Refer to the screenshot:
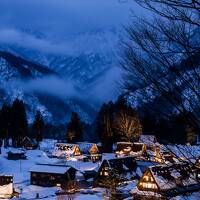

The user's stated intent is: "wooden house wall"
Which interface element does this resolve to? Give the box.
[7,152,26,160]
[30,168,77,187]
[31,172,67,187]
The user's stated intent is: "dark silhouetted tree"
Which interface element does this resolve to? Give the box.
[11,99,28,147]
[32,111,45,143]
[0,103,11,146]
[66,112,82,143]
[96,102,114,152]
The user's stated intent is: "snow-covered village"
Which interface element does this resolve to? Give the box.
[0,0,200,200]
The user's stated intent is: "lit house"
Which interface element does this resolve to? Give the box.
[0,175,13,199]
[30,164,76,188]
[21,136,38,150]
[77,142,102,162]
[115,142,146,158]
[53,143,81,159]
[133,163,200,199]
[94,156,137,187]
[115,142,133,157]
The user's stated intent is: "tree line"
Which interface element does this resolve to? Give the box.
[96,96,142,152]
[0,96,195,150]
[0,99,44,147]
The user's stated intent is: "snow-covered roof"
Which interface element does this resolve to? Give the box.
[165,144,200,160]
[29,164,71,174]
[117,142,132,145]
[139,135,158,146]
[7,148,25,154]
[40,139,57,151]
[131,187,162,198]
[77,142,98,154]
[53,143,80,157]
[0,175,13,178]
[101,156,137,173]
[66,161,99,172]
[149,163,198,191]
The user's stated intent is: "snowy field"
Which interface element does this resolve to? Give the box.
[1,141,200,199]
[0,148,104,200]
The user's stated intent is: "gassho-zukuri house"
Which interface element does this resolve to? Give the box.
[0,175,14,199]
[132,162,200,199]
[77,142,102,162]
[94,156,137,187]
[115,142,146,158]
[52,143,81,159]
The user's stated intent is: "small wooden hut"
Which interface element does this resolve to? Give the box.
[30,164,76,188]
[7,149,26,160]
[21,136,38,150]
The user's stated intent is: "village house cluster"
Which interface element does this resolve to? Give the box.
[1,135,200,199]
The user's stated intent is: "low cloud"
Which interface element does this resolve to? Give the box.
[5,72,121,106]
[23,76,79,98]
[88,67,122,104]
[0,29,77,55]
[6,76,80,99]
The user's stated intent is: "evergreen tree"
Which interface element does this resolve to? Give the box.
[32,111,45,143]
[0,103,11,146]
[96,102,114,152]
[11,99,28,147]
[66,112,82,143]
[141,110,157,134]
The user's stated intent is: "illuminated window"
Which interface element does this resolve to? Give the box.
[140,182,157,189]
[104,171,109,176]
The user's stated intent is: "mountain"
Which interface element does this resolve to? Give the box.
[0,51,54,79]
[0,50,97,124]
[0,27,123,127]
[0,27,122,124]
[0,28,120,88]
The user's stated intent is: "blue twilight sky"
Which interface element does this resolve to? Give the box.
[0,0,143,38]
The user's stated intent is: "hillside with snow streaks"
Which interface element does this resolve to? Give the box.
[0,28,122,124]
[126,60,200,116]
[0,51,96,124]
[0,28,120,89]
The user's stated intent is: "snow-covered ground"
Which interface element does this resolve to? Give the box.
[0,147,104,200]
[1,141,200,199]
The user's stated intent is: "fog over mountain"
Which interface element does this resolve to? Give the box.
[0,0,143,123]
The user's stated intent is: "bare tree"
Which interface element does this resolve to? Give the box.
[112,97,142,142]
[135,0,200,27]
[121,0,200,134]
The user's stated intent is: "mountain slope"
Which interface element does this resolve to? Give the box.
[0,51,97,124]
[0,28,120,90]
